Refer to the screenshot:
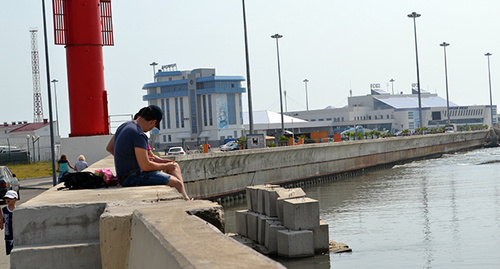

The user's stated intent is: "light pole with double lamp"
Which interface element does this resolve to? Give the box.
[408,12,423,129]
[440,42,451,124]
[485,53,494,127]
[150,62,158,80]
[271,33,285,135]
[303,79,309,111]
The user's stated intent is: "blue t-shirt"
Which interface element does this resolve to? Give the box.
[113,121,148,177]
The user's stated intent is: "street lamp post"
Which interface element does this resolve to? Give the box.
[408,12,423,129]
[51,79,60,136]
[31,136,40,162]
[150,62,158,80]
[440,42,451,124]
[242,0,254,134]
[42,0,57,185]
[389,79,395,95]
[26,135,31,163]
[271,33,285,136]
[485,53,494,127]
[303,79,309,111]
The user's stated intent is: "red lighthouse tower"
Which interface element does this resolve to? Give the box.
[52,0,114,136]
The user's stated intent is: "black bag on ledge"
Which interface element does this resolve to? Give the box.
[58,172,108,190]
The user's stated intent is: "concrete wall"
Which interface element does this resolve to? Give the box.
[61,135,113,166]
[176,131,487,199]
[12,183,284,268]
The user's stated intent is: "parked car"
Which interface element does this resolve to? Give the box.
[220,141,240,151]
[0,166,20,203]
[167,147,186,156]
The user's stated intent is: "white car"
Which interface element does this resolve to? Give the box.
[220,141,240,151]
[167,147,186,156]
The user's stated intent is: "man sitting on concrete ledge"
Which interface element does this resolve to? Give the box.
[106,105,190,201]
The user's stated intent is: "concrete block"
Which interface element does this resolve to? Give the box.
[235,210,249,237]
[246,211,260,242]
[313,219,330,253]
[275,188,306,221]
[14,203,107,246]
[250,186,260,212]
[263,187,285,216]
[264,221,285,254]
[256,185,280,214]
[246,186,257,211]
[282,197,320,230]
[277,229,314,258]
[257,215,279,245]
[100,208,132,269]
[11,241,102,269]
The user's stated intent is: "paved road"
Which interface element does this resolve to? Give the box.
[0,177,53,267]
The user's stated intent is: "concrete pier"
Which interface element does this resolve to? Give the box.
[176,131,487,200]
[10,131,488,267]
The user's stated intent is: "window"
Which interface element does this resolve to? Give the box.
[168,135,171,142]
[180,97,185,128]
[208,94,213,126]
[189,89,197,133]
[203,95,208,126]
[161,99,165,130]
[175,98,179,128]
[227,93,237,125]
[166,99,171,129]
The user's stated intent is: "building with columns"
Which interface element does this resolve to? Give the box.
[142,66,246,149]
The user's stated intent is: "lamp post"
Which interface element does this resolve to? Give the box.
[408,12,423,129]
[485,53,494,127]
[440,42,451,124]
[51,79,60,136]
[31,136,40,162]
[303,79,309,111]
[242,0,254,134]
[389,78,395,95]
[26,135,31,163]
[42,0,57,185]
[150,62,158,80]
[271,33,285,135]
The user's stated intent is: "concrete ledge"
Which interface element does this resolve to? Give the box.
[11,241,101,269]
[129,206,285,269]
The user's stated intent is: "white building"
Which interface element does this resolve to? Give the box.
[142,67,246,149]
[0,120,60,162]
[269,84,496,137]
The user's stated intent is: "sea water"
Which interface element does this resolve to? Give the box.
[223,147,500,268]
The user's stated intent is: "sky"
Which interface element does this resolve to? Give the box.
[1,0,500,138]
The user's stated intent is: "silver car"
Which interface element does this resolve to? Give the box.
[0,166,20,203]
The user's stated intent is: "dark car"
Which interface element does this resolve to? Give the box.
[0,166,20,203]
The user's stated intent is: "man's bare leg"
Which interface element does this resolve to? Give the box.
[167,175,190,201]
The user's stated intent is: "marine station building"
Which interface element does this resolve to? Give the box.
[141,66,246,149]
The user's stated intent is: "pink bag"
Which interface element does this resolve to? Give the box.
[94,168,119,186]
